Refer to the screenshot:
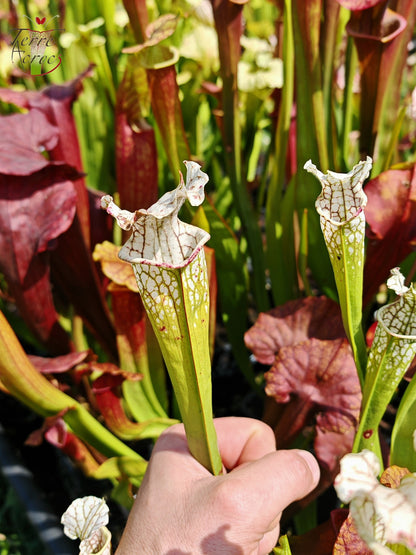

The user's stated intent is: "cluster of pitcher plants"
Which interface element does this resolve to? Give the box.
[1,0,416,553]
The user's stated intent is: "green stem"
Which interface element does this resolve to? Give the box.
[266,0,296,305]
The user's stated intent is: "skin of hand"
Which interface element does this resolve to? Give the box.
[115,417,320,555]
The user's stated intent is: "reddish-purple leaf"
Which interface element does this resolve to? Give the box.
[363,166,416,304]
[244,296,345,365]
[0,143,81,352]
[28,351,93,374]
[0,68,93,242]
[335,0,385,9]
[265,338,361,470]
[0,110,59,175]
[25,411,70,446]
[88,188,114,250]
[0,77,117,357]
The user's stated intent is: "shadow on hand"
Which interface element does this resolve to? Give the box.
[165,524,244,554]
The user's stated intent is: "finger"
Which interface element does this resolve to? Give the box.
[213,417,277,469]
[229,449,320,524]
[150,417,277,474]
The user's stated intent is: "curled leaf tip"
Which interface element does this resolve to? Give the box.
[101,195,136,231]
[386,267,409,296]
[375,270,416,340]
[183,160,209,207]
[304,157,372,225]
[101,161,210,268]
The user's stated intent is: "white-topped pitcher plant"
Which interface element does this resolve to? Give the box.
[101,161,222,475]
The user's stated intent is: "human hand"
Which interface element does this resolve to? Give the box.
[116,417,320,555]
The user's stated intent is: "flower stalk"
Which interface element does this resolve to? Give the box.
[101,161,222,475]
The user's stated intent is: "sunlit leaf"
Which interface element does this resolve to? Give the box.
[356,269,416,457]
[102,162,222,474]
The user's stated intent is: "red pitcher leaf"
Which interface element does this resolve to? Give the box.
[346,5,408,160]
[244,296,345,365]
[93,241,139,292]
[0,110,59,175]
[116,59,158,213]
[333,511,373,555]
[363,166,416,304]
[265,338,361,469]
[49,220,118,360]
[60,432,102,476]
[92,374,174,441]
[0,164,80,352]
[28,351,93,374]
[122,0,148,43]
[146,56,191,177]
[0,83,116,356]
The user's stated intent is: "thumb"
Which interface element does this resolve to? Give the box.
[232,449,320,522]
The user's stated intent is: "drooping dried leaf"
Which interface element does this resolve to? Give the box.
[28,351,93,374]
[364,166,416,304]
[333,511,373,555]
[244,296,345,365]
[93,241,138,292]
[380,465,411,488]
